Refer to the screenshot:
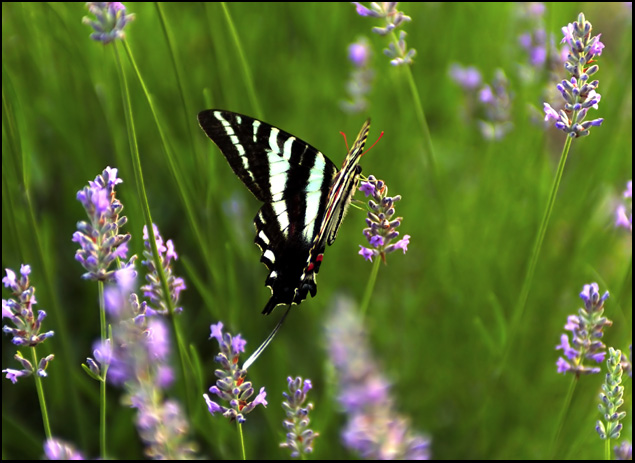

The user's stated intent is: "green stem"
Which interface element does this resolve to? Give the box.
[549,375,577,458]
[221,2,263,119]
[31,346,52,440]
[605,437,611,460]
[499,135,573,373]
[112,43,193,411]
[237,420,246,460]
[98,282,107,459]
[120,40,222,307]
[360,257,381,318]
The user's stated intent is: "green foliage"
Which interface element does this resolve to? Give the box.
[2,2,632,460]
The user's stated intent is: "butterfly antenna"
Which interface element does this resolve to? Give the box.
[339,131,350,151]
[361,131,384,157]
[242,305,292,370]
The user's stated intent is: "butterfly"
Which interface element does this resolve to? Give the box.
[198,110,370,314]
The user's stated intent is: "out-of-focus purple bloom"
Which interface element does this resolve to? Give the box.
[96,275,195,459]
[544,13,604,138]
[325,296,431,459]
[342,38,374,114]
[280,376,319,458]
[450,66,513,140]
[556,283,612,376]
[358,176,410,263]
[615,180,632,232]
[596,348,626,440]
[203,322,267,423]
[44,438,84,460]
[83,2,135,44]
[615,441,632,460]
[449,63,482,91]
[141,224,186,315]
[352,3,415,66]
[73,167,135,282]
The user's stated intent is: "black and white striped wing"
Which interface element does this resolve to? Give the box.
[198,110,342,314]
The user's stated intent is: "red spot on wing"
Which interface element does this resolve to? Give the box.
[316,254,323,262]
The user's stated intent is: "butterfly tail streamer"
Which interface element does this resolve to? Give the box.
[242,305,293,370]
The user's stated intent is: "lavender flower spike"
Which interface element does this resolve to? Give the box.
[358,175,410,263]
[83,2,135,44]
[326,296,431,459]
[44,438,85,460]
[280,377,319,458]
[2,265,55,383]
[556,283,612,376]
[596,348,626,440]
[352,3,415,66]
[73,166,135,282]
[203,322,267,423]
[543,13,604,138]
[141,224,187,315]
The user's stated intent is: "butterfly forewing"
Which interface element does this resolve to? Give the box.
[198,110,370,314]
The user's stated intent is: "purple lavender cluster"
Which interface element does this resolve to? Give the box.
[326,296,430,459]
[204,322,268,423]
[556,283,612,376]
[358,176,410,263]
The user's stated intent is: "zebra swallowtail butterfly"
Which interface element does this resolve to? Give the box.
[198,110,370,315]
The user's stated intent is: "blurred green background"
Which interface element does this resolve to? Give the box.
[2,2,632,460]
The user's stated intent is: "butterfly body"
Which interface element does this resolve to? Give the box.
[198,110,370,314]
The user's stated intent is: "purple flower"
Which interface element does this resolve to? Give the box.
[556,283,612,376]
[93,279,195,458]
[352,3,415,66]
[82,2,135,44]
[2,265,54,349]
[451,66,513,140]
[614,441,632,460]
[326,296,431,459]
[615,180,632,232]
[280,376,319,458]
[44,438,84,460]
[203,322,267,423]
[73,167,134,282]
[341,38,374,114]
[141,224,186,315]
[358,176,410,263]
[544,13,604,138]
[449,63,482,91]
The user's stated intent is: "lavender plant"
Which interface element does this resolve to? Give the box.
[112,290,196,459]
[325,296,430,459]
[614,441,633,460]
[358,175,410,263]
[2,265,54,439]
[73,166,134,283]
[596,348,627,459]
[615,180,632,232]
[543,12,604,138]
[503,13,607,378]
[556,283,612,376]
[341,38,374,114]
[280,376,319,458]
[353,2,415,66]
[73,166,133,458]
[204,322,268,423]
[44,438,85,460]
[141,224,187,315]
[83,2,135,44]
[449,66,513,140]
